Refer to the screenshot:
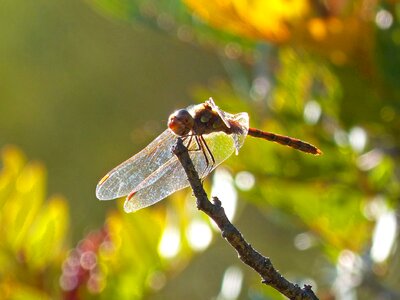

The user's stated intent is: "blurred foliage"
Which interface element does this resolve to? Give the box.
[0,146,68,299]
[0,146,213,299]
[3,0,400,299]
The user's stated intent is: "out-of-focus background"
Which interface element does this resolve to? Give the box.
[1,0,400,299]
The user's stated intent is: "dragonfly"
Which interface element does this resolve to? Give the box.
[96,98,321,213]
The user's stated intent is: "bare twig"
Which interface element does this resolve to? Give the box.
[173,138,319,300]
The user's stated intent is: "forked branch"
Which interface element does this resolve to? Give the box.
[172,138,319,300]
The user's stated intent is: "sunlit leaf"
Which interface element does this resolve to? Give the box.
[2,162,45,252]
[24,197,69,270]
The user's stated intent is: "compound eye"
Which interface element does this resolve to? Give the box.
[168,109,194,136]
[175,109,191,121]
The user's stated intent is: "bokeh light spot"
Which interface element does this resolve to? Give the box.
[158,226,181,259]
[217,266,243,300]
[186,219,212,251]
[59,274,78,291]
[212,168,237,221]
[308,18,327,41]
[348,126,367,153]
[147,271,167,291]
[371,210,397,263]
[375,9,393,30]
[303,100,321,125]
[250,76,270,101]
[294,232,316,251]
[235,171,255,191]
[356,149,383,171]
[80,251,97,270]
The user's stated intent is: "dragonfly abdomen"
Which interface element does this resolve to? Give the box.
[247,128,322,155]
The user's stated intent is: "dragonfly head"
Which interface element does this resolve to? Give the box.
[168,109,194,136]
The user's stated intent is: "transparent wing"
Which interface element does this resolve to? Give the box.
[207,97,231,128]
[206,98,250,152]
[230,112,249,153]
[96,129,177,200]
[96,104,198,200]
[124,113,249,213]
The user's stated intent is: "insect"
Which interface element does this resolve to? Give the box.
[96,98,321,213]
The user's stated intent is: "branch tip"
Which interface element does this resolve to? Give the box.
[212,196,222,207]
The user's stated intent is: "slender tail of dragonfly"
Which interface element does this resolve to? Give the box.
[247,128,322,155]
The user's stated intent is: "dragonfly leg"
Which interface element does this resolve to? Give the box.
[200,135,215,166]
[199,135,215,178]
[183,134,211,179]
[182,135,192,149]
[183,134,215,179]
[192,135,202,152]
[195,135,210,179]
[183,134,203,152]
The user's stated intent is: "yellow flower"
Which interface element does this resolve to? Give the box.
[184,0,374,67]
[184,0,310,43]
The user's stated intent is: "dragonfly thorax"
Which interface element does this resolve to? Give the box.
[191,104,231,136]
